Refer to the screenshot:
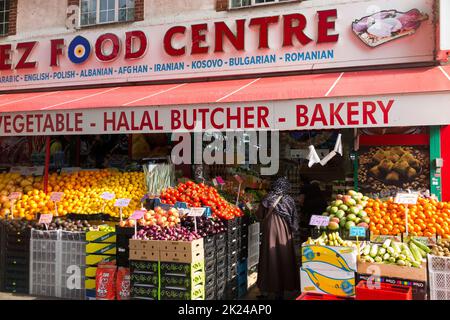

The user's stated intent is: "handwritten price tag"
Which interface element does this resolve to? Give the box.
[212,178,218,187]
[349,226,366,238]
[115,198,131,208]
[394,193,419,205]
[50,192,64,202]
[8,192,22,200]
[129,210,146,221]
[216,176,225,185]
[188,207,206,217]
[39,213,53,225]
[309,215,330,227]
[101,192,115,201]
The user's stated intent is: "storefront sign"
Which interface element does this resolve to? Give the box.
[2,92,450,135]
[309,215,330,227]
[0,0,434,91]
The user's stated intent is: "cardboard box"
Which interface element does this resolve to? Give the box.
[129,239,160,251]
[302,245,357,272]
[159,238,203,253]
[129,249,159,262]
[300,267,355,297]
[159,249,204,263]
[357,261,427,282]
[86,242,117,255]
[86,254,116,266]
[86,230,116,243]
[356,273,427,300]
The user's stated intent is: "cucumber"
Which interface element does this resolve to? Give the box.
[370,244,379,258]
[411,238,431,254]
[409,243,423,262]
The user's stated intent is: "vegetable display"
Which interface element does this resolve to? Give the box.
[431,239,450,257]
[133,225,201,242]
[119,206,181,228]
[366,197,450,237]
[304,232,357,247]
[160,181,243,220]
[181,216,226,237]
[360,239,425,268]
[143,163,174,196]
[323,190,370,231]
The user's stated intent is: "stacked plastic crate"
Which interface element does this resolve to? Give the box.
[30,229,86,299]
[0,222,30,294]
[428,254,450,300]
[237,217,249,298]
[203,235,216,300]
[247,222,260,270]
[85,229,117,299]
[215,233,227,299]
[129,238,205,300]
[116,226,134,267]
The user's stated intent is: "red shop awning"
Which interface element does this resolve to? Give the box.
[0,65,449,113]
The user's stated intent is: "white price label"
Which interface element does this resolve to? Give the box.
[309,215,330,227]
[115,198,131,207]
[188,207,206,217]
[129,210,146,220]
[8,192,22,200]
[394,193,419,205]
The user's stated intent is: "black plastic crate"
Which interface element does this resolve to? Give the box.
[130,260,159,273]
[240,215,250,228]
[116,226,135,237]
[117,255,130,268]
[226,228,241,241]
[205,272,215,290]
[204,235,216,250]
[205,259,216,275]
[205,286,216,300]
[216,279,226,300]
[216,256,226,271]
[160,273,204,290]
[5,255,29,269]
[227,250,239,263]
[223,218,239,231]
[131,272,159,286]
[226,241,239,255]
[216,267,226,283]
[204,247,215,262]
[216,245,226,259]
[226,262,238,280]
[131,284,158,299]
[215,233,226,249]
[225,284,238,300]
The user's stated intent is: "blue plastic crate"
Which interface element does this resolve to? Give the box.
[237,272,247,286]
[238,282,247,298]
[237,260,248,275]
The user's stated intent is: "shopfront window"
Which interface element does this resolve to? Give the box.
[230,0,294,9]
[80,0,135,26]
[0,0,10,36]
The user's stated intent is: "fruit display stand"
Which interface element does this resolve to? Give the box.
[356,260,428,300]
[29,229,86,299]
[85,227,117,299]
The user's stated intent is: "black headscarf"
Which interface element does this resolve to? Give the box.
[262,177,299,232]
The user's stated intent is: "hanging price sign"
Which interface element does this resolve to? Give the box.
[309,215,330,227]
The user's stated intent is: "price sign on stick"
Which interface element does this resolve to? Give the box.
[234,175,244,184]
[115,198,131,221]
[212,178,218,187]
[394,193,419,236]
[39,213,53,230]
[8,192,21,220]
[101,192,115,201]
[309,215,330,227]
[129,210,146,236]
[50,192,64,216]
[350,226,366,238]
[188,208,206,232]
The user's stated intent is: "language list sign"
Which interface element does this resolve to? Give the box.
[394,193,419,205]
[115,198,131,207]
[309,215,330,227]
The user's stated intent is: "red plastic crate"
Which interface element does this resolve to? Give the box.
[296,293,355,300]
[356,280,412,300]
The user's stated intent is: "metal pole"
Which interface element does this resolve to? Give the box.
[44,136,51,194]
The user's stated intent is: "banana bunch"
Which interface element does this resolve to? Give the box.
[305,232,356,247]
